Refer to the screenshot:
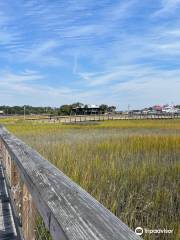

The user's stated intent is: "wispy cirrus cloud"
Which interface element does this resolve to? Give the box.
[18,40,64,66]
[153,0,180,16]
[22,0,136,40]
[0,69,44,84]
[79,64,180,87]
[0,69,78,105]
[0,10,20,48]
[110,65,180,108]
[0,68,107,106]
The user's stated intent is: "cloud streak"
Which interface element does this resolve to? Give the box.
[154,0,180,16]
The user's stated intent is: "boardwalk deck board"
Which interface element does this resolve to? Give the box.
[0,163,17,240]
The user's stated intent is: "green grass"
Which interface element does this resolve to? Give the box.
[3,118,180,240]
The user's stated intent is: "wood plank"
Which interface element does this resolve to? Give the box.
[0,126,142,240]
[0,164,17,240]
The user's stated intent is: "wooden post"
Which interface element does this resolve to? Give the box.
[5,149,12,183]
[22,184,36,240]
[11,162,23,225]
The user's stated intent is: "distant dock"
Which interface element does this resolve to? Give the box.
[25,113,180,123]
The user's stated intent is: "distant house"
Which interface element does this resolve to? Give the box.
[142,108,149,114]
[130,110,142,114]
[72,104,101,115]
[162,105,179,114]
[0,110,4,115]
[152,105,163,112]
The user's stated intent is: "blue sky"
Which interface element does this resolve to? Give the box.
[0,0,180,109]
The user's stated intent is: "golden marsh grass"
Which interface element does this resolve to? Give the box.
[3,119,180,240]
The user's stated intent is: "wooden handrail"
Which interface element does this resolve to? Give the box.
[0,126,142,240]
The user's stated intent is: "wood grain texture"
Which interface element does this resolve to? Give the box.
[0,125,142,240]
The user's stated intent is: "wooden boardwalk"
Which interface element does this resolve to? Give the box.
[0,162,18,240]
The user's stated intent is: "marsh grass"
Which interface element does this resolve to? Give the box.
[5,119,180,240]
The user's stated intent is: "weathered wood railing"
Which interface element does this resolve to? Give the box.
[0,126,142,240]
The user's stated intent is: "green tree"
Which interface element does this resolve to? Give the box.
[99,104,108,113]
[107,106,116,112]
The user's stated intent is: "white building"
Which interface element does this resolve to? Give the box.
[162,105,179,114]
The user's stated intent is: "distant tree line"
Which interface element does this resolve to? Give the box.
[0,105,57,115]
[0,103,116,116]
